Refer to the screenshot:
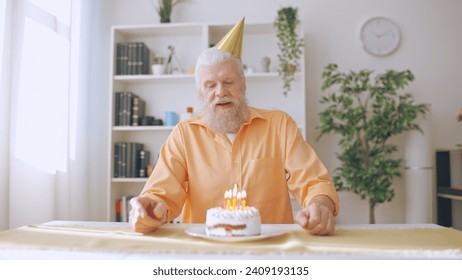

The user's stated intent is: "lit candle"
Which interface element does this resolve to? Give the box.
[232,184,237,210]
[236,191,242,210]
[241,189,247,209]
[223,189,227,209]
[225,190,231,210]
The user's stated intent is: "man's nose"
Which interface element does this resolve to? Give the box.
[214,83,226,96]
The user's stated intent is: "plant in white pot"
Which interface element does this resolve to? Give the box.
[153,0,190,23]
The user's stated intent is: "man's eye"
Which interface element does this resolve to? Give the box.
[205,83,216,88]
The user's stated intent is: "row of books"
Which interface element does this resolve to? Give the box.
[115,91,146,126]
[114,142,151,178]
[115,42,151,75]
[115,195,134,222]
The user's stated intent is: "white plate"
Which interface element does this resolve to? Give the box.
[185,225,288,242]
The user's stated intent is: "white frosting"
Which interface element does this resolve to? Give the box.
[205,207,261,236]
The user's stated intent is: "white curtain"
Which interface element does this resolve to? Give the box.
[0,0,98,229]
[0,0,11,230]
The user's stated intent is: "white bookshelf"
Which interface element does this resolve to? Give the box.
[107,22,306,222]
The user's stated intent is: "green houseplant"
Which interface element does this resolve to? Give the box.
[318,64,430,224]
[274,7,304,96]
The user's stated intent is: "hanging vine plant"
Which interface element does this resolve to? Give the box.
[274,6,304,96]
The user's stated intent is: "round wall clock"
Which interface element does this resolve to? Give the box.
[360,17,401,56]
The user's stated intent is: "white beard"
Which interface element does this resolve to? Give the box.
[200,95,250,134]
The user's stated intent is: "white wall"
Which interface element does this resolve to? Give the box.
[85,0,112,221]
[92,0,462,224]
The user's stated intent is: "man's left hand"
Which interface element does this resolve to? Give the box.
[295,195,336,235]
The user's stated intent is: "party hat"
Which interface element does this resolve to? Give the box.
[215,17,245,59]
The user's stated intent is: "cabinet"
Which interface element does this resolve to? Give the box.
[435,149,462,229]
[107,22,306,222]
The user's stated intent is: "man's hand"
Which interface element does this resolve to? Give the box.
[129,196,167,233]
[295,195,336,235]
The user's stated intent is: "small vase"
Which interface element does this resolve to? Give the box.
[261,56,271,72]
[160,17,171,23]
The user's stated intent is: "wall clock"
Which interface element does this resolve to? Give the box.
[360,17,401,56]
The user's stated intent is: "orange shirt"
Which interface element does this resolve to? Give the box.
[140,107,339,224]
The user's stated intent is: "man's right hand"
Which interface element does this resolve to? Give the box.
[129,196,167,233]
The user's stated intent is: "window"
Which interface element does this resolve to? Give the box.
[13,0,73,173]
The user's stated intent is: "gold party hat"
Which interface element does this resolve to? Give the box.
[215,17,245,59]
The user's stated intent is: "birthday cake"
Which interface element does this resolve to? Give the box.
[205,185,261,237]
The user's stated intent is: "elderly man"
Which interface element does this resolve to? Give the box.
[130,18,339,235]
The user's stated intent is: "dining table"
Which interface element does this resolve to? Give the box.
[1,220,461,260]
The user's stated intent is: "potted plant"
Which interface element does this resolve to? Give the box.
[318,64,430,224]
[274,6,304,96]
[153,0,189,23]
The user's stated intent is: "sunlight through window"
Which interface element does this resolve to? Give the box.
[14,0,71,174]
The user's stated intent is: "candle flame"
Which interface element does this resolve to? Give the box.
[223,185,249,211]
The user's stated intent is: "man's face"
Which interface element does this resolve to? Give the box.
[198,60,248,133]
[199,59,245,112]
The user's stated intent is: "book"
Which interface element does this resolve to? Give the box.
[114,91,146,126]
[114,91,126,126]
[138,42,150,74]
[116,43,122,75]
[115,42,129,75]
[115,42,150,75]
[114,92,123,126]
[120,195,135,222]
[115,199,122,222]
[113,142,121,177]
[122,91,136,126]
[128,142,143,178]
[136,42,142,74]
[114,91,148,127]
[120,142,127,177]
[113,142,148,178]
[138,150,150,177]
[119,91,129,126]
[131,96,145,126]
[129,42,138,75]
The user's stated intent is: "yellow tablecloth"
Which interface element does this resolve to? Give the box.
[1,222,461,259]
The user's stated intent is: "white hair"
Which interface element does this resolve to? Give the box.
[194,48,245,89]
